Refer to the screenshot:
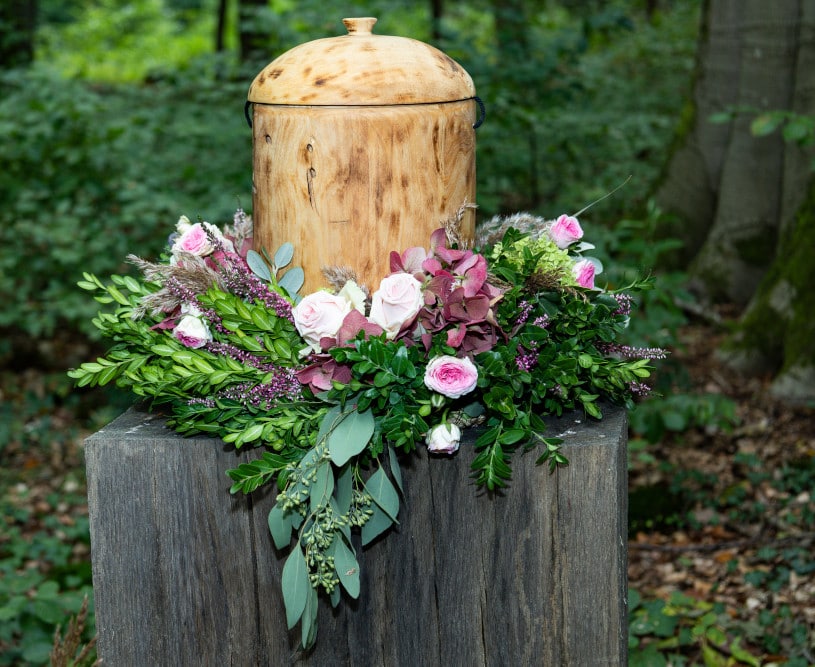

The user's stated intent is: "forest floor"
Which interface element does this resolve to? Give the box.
[627,318,815,663]
[1,318,814,663]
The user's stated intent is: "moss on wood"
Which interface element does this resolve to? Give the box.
[723,179,815,396]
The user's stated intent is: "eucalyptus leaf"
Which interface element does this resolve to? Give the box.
[333,537,361,598]
[328,407,374,467]
[281,546,309,629]
[310,462,335,513]
[268,503,293,550]
[334,464,354,515]
[246,249,272,282]
[301,585,318,648]
[387,446,403,494]
[361,502,394,546]
[462,401,485,418]
[316,404,344,443]
[364,466,399,522]
[279,266,305,296]
[273,242,294,271]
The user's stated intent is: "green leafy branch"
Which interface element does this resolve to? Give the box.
[265,398,402,649]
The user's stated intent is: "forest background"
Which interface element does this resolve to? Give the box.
[0,1,813,665]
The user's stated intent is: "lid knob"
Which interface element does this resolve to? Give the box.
[343,17,377,35]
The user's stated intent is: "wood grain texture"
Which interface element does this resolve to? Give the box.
[251,102,476,295]
[86,406,627,666]
[247,18,475,106]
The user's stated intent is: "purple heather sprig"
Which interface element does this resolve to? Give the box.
[515,343,538,372]
[164,276,230,335]
[597,342,667,360]
[187,397,217,408]
[218,256,294,322]
[532,314,551,329]
[612,293,632,317]
[628,381,652,396]
[216,369,302,408]
[515,301,533,328]
[205,341,280,373]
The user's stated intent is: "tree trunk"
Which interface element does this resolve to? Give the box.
[239,0,268,64]
[0,0,37,67]
[723,179,815,403]
[491,1,531,61]
[656,0,815,401]
[431,0,443,44]
[657,0,811,305]
[215,0,228,52]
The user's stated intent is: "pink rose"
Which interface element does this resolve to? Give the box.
[172,222,234,257]
[369,273,424,339]
[173,223,215,256]
[572,259,596,289]
[173,314,212,349]
[292,291,352,353]
[423,355,478,399]
[549,214,583,249]
[426,423,461,454]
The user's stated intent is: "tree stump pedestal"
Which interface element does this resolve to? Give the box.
[85,406,628,666]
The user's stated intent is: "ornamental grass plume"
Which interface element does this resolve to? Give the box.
[476,211,546,247]
[49,595,99,667]
[128,252,222,319]
[322,265,368,296]
[441,200,478,249]
[223,207,253,253]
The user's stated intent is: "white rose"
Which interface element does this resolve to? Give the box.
[426,423,462,454]
[181,302,203,317]
[292,291,352,353]
[338,280,367,314]
[176,215,193,234]
[369,273,424,339]
[173,314,212,349]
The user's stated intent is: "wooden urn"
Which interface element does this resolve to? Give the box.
[247,17,478,294]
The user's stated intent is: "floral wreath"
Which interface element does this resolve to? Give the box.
[70,204,663,648]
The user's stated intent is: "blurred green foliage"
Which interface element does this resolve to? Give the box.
[0,0,699,342]
[0,64,251,339]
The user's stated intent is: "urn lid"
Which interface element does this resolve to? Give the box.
[247,17,476,106]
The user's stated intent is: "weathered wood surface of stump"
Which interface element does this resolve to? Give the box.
[85,406,627,666]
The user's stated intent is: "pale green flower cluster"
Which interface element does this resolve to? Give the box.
[489,236,577,286]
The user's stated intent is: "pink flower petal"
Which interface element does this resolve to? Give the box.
[400,246,429,273]
[446,324,467,348]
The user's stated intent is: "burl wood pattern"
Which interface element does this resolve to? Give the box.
[247,17,476,106]
[252,101,476,294]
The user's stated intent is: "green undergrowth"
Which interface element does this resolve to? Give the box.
[0,482,95,666]
[0,369,124,665]
[629,590,763,667]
